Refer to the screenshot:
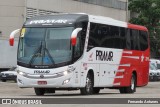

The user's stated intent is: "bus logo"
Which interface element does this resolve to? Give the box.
[88,52,93,61]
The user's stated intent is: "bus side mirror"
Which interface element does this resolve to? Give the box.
[71,28,82,46]
[9,29,20,46]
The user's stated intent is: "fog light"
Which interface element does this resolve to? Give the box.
[18,79,23,84]
[63,79,70,85]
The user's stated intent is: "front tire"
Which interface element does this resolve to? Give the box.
[80,73,94,95]
[34,88,45,96]
[119,74,136,94]
[2,79,6,82]
[14,79,17,83]
[93,88,100,94]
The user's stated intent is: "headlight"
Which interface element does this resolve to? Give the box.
[56,71,68,76]
[63,68,74,75]
[63,70,68,75]
[56,69,73,77]
[17,70,28,76]
[149,72,155,76]
[156,72,160,76]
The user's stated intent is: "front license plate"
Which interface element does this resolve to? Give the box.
[2,75,6,77]
[37,81,47,85]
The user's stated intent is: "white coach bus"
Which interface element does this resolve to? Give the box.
[10,13,149,95]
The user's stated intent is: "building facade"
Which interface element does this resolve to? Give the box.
[0,0,128,38]
[0,0,127,69]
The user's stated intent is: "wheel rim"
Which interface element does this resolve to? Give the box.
[131,76,135,90]
[86,77,92,93]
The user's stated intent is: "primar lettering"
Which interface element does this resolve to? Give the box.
[96,50,113,61]
[29,20,67,24]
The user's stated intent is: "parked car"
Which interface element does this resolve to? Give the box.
[150,59,160,69]
[0,67,17,82]
[149,63,160,81]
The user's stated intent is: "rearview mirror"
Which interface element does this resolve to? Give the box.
[71,28,82,46]
[9,29,20,46]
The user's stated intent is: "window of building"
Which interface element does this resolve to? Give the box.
[75,0,127,10]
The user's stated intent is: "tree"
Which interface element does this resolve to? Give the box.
[129,0,160,57]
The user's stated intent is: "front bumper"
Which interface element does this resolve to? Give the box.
[149,75,160,81]
[0,75,17,81]
[17,73,77,88]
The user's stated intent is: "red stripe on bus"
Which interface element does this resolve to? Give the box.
[128,23,148,31]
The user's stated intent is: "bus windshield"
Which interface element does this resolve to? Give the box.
[150,63,157,70]
[18,27,73,67]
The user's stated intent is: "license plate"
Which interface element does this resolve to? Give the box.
[37,81,47,85]
[2,75,6,77]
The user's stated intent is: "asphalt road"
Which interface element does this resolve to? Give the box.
[0,81,160,107]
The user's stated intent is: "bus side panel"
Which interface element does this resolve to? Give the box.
[137,49,150,86]
[80,63,99,87]
[113,49,149,87]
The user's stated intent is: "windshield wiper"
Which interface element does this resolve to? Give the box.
[29,41,42,67]
[44,48,55,65]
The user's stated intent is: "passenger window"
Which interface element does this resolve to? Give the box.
[87,23,148,51]
[139,31,148,51]
[126,29,131,50]
[131,30,140,50]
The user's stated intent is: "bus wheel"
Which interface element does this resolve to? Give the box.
[34,88,45,96]
[80,73,94,95]
[14,79,17,83]
[2,79,6,82]
[119,74,136,94]
[119,87,126,93]
[93,88,100,94]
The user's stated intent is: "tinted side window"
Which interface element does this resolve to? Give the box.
[87,23,127,50]
[126,29,131,50]
[73,22,88,61]
[109,26,120,48]
[139,31,148,51]
[130,29,140,50]
[81,22,88,53]
[87,23,99,50]
[87,23,148,51]
[119,27,126,49]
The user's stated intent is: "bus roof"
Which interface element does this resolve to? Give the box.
[88,15,148,31]
[24,13,148,31]
[128,23,148,31]
[24,14,88,27]
[89,15,127,28]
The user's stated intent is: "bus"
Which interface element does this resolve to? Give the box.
[9,13,150,95]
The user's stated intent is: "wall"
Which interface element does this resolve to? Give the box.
[0,0,127,68]
[26,0,127,21]
[0,39,18,68]
[0,0,25,38]
[0,0,24,68]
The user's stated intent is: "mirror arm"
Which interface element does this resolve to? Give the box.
[71,28,82,63]
[9,29,20,46]
[71,28,82,46]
